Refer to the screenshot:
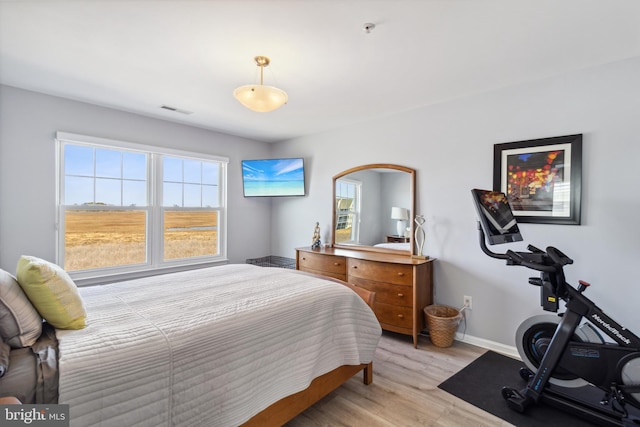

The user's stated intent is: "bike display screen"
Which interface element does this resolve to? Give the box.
[472,189,523,245]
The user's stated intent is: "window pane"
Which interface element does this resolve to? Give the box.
[64,145,94,176]
[164,210,218,260]
[96,148,122,178]
[163,157,182,182]
[183,160,201,184]
[202,185,219,207]
[163,182,182,207]
[65,176,94,205]
[202,162,219,185]
[183,184,201,207]
[64,210,146,271]
[123,180,147,206]
[123,152,147,180]
[96,178,121,205]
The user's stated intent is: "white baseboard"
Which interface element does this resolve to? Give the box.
[454,332,520,360]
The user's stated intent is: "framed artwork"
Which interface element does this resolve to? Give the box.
[493,134,582,225]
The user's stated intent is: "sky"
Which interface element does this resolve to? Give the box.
[64,144,220,207]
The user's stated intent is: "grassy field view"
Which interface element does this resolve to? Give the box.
[335,228,352,243]
[64,210,218,271]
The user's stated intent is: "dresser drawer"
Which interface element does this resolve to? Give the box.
[298,252,347,276]
[298,267,346,282]
[349,277,411,307]
[374,302,413,329]
[347,258,413,286]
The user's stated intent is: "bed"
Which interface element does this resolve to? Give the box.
[0,262,382,426]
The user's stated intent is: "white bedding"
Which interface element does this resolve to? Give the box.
[374,242,411,251]
[56,264,381,427]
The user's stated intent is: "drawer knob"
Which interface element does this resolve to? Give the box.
[351,265,357,269]
[397,293,404,297]
[397,272,404,276]
[397,314,404,318]
[302,257,306,260]
[333,262,339,266]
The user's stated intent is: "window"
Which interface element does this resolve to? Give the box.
[56,132,227,282]
[335,178,361,243]
[162,157,220,261]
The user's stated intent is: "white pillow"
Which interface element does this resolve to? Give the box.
[0,268,43,347]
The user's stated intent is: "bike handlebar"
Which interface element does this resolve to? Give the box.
[477,221,573,272]
[506,250,557,272]
[546,246,574,266]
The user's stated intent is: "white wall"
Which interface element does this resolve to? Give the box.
[270,57,640,349]
[0,85,273,272]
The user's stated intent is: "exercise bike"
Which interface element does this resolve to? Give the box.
[472,189,640,426]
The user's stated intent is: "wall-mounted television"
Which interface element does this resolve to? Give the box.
[471,188,523,245]
[241,158,306,197]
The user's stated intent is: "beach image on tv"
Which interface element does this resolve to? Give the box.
[242,158,305,197]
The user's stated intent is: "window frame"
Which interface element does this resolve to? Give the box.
[335,178,361,244]
[55,132,228,285]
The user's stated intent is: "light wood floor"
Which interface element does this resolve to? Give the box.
[286,331,515,427]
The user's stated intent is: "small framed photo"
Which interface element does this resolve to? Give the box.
[493,134,582,225]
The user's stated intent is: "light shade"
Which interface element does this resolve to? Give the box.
[233,84,288,113]
[391,207,409,220]
[234,56,288,113]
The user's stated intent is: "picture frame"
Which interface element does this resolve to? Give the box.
[493,134,582,225]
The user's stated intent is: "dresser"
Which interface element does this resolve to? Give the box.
[296,246,434,348]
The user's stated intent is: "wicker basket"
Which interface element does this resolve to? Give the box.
[424,305,462,348]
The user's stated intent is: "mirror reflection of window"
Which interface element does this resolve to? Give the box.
[335,179,361,243]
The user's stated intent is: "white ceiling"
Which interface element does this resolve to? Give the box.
[2,1,640,143]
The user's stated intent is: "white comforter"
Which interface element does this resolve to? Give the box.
[56,264,381,427]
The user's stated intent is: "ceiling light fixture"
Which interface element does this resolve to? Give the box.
[233,56,288,113]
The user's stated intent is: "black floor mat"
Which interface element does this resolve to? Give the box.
[438,351,609,426]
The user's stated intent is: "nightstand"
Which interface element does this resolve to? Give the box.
[386,235,410,243]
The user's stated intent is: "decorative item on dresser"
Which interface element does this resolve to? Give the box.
[311,221,321,249]
[413,214,427,259]
[296,246,433,348]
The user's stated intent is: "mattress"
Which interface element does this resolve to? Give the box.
[56,264,381,426]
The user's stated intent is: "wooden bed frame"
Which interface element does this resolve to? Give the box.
[241,362,372,426]
[241,279,376,426]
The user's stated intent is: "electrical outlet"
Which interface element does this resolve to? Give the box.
[464,295,473,310]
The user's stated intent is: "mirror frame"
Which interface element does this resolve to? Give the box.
[332,163,416,256]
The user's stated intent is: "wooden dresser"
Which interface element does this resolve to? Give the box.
[296,246,434,348]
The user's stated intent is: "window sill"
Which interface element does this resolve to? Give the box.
[73,259,229,287]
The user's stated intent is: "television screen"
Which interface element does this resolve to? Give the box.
[242,158,305,197]
[471,189,523,245]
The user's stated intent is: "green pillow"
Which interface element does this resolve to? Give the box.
[16,256,86,330]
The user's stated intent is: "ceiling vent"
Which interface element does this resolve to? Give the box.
[160,105,194,115]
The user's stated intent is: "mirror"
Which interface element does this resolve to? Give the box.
[332,164,416,255]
